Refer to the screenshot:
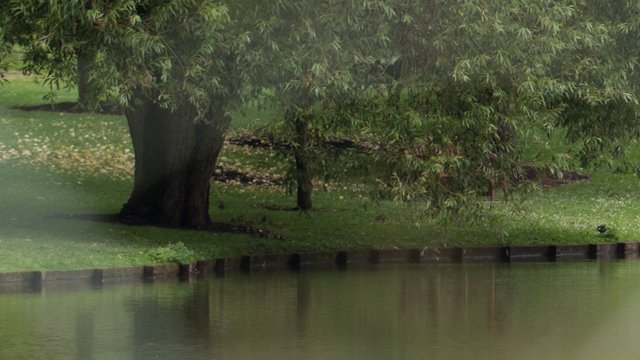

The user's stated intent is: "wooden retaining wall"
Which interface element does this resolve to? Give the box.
[1,242,639,293]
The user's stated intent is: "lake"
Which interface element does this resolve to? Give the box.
[2,261,640,359]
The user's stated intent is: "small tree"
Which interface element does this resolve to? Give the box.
[0,3,14,81]
[248,0,395,210]
[4,1,108,108]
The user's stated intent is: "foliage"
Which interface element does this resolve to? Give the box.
[5,0,640,222]
[556,1,640,172]
[0,11,10,82]
[4,0,251,118]
[239,0,397,209]
[248,0,393,106]
[322,0,640,216]
[148,242,197,264]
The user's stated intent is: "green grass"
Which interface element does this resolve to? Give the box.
[1,75,640,272]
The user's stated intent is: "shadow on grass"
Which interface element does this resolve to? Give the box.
[251,203,344,212]
[13,101,123,115]
[50,213,269,238]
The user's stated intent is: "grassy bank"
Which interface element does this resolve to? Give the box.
[1,76,640,272]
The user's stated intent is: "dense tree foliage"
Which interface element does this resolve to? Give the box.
[3,0,640,227]
[558,1,640,170]
[0,3,10,80]
[336,0,640,214]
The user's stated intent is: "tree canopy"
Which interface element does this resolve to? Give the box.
[3,0,640,226]
[336,0,640,214]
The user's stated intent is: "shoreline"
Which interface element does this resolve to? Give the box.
[1,242,637,293]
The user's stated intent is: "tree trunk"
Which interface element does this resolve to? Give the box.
[487,178,496,201]
[290,111,313,211]
[119,96,228,228]
[76,48,95,109]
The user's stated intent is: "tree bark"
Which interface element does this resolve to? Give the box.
[119,96,228,228]
[290,111,313,211]
[76,48,95,109]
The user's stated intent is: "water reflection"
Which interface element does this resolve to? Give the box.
[1,261,640,359]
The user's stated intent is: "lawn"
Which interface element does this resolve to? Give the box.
[1,76,639,272]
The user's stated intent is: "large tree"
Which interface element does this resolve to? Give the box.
[6,0,251,228]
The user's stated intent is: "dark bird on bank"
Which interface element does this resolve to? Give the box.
[597,224,607,234]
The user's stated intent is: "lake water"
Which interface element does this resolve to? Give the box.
[2,261,640,360]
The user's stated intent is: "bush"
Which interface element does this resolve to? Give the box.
[148,242,197,265]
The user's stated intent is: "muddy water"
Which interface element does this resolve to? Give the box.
[2,261,640,360]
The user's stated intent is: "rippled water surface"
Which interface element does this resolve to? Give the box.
[3,261,640,360]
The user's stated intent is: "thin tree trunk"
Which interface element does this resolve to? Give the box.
[290,110,313,211]
[119,96,228,228]
[487,178,496,201]
[76,48,95,109]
